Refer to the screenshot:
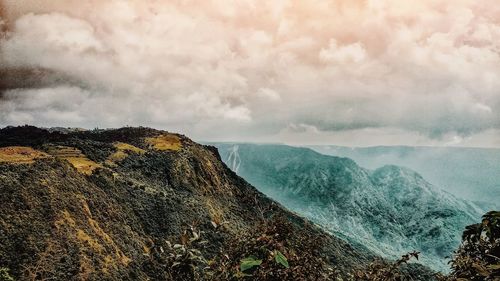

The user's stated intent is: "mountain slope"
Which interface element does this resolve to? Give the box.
[309,145,500,208]
[214,143,484,271]
[0,126,417,280]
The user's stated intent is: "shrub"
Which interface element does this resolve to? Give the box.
[209,215,337,280]
[445,211,500,280]
[142,225,210,281]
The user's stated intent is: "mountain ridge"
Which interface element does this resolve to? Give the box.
[0,126,439,280]
[213,143,484,272]
[309,145,500,207]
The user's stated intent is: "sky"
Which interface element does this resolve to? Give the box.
[0,0,499,147]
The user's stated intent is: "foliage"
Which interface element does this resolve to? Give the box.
[239,257,262,272]
[0,268,14,281]
[351,251,420,281]
[445,211,500,280]
[209,215,337,280]
[162,226,210,281]
[274,250,289,268]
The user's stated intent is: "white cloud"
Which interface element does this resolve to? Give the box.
[0,0,499,146]
[319,40,367,64]
[257,88,281,101]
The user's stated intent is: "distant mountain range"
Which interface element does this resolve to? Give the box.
[309,145,500,209]
[213,143,485,271]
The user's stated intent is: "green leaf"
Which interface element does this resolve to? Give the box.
[240,256,262,272]
[274,250,289,268]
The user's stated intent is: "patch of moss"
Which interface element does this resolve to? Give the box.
[107,151,128,163]
[103,255,117,274]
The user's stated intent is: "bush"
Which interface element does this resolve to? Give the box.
[209,215,337,280]
[163,226,210,280]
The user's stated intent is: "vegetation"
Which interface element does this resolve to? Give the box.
[0,268,14,281]
[439,211,500,280]
[45,145,101,175]
[106,142,146,165]
[155,218,434,281]
[145,134,182,151]
[162,226,210,280]
[0,146,49,164]
[113,142,146,155]
[350,252,420,281]
[141,216,339,281]
[1,126,497,281]
[208,215,337,281]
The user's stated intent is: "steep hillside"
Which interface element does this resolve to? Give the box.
[0,126,439,280]
[214,143,484,272]
[309,145,500,208]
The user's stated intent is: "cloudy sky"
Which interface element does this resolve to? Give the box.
[1,0,499,147]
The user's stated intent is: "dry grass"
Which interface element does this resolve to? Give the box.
[145,134,182,151]
[46,146,101,175]
[0,146,50,164]
[77,229,105,252]
[205,199,227,229]
[54,200,132,278]
[107,151,128,163]
[65,157,101,175]
[55,210,77,230]
[106,142,146,165]
[80,199,131,267]
[114,142,146,154]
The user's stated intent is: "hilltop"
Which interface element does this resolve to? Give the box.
[0,126,438,280]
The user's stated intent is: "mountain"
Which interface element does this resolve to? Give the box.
[309,145,500,208]
[213,143,484,271]
[0,126,439,280]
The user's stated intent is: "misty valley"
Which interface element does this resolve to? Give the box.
[214,143,499,272]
